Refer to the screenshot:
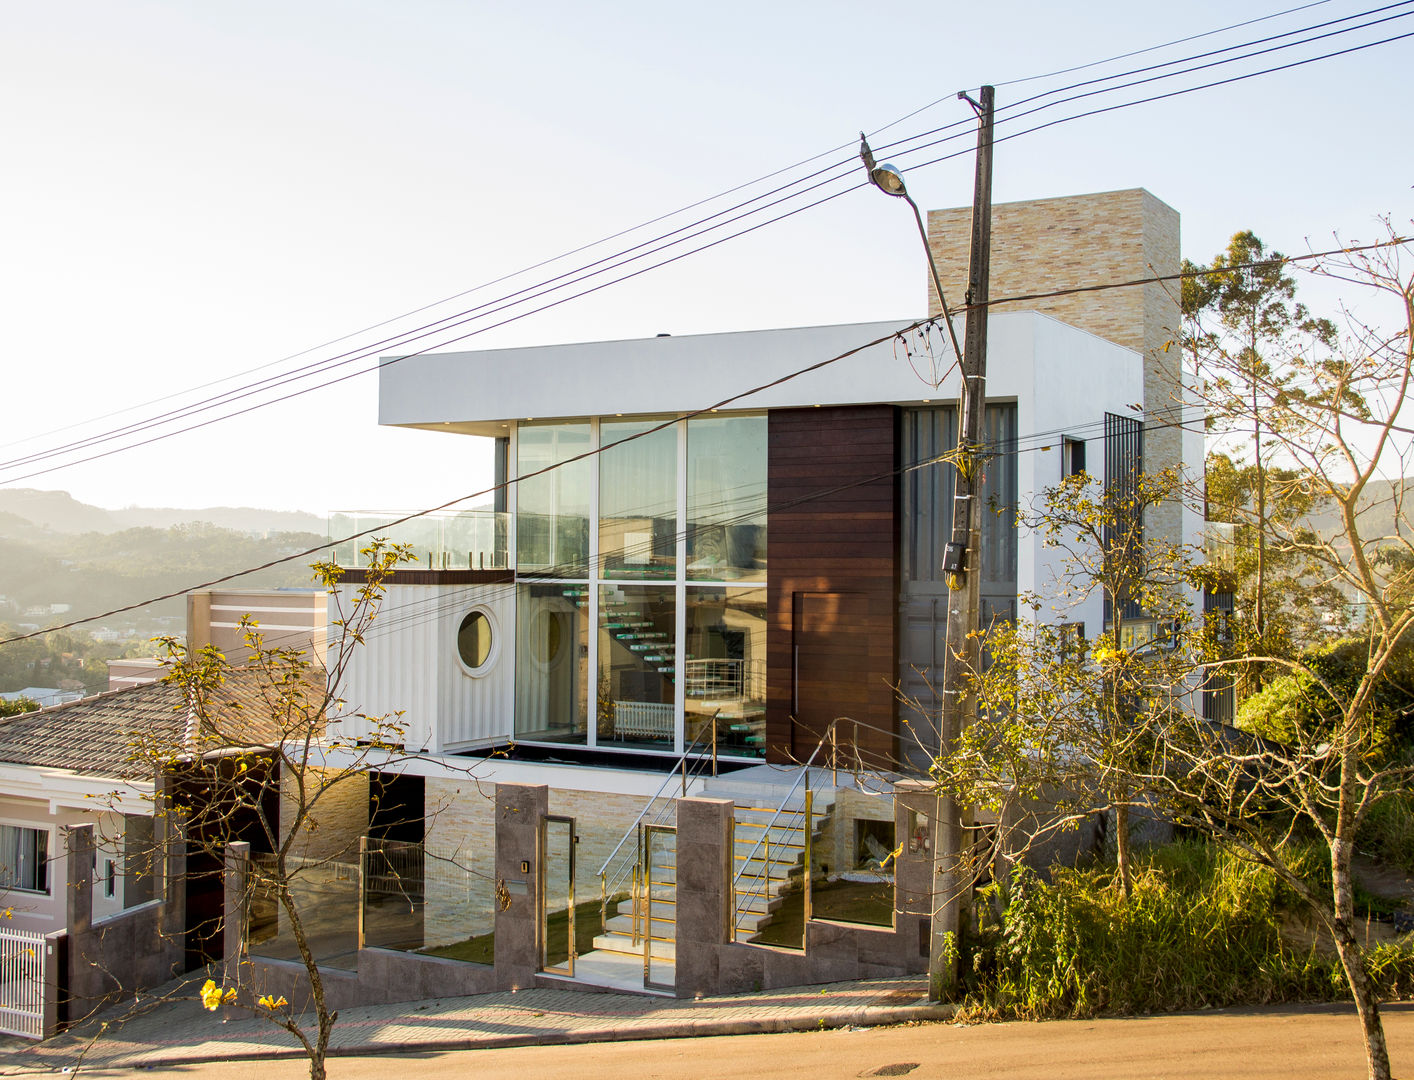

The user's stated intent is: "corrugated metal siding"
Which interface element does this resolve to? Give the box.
[329,584,515,753]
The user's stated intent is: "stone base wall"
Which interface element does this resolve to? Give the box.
[240,948,496,1014]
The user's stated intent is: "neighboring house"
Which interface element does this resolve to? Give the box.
[0,687,83,710]
[108,588,326,692]
[0,682,178,935]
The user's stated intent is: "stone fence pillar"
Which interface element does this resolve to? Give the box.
[674,797,734,998]
[493,782,547,991]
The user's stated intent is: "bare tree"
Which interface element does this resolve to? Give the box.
[1148,227,1414,1080]
[116,541,444,1080]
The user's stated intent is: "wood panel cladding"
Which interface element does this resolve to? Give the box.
[766,405,899,766]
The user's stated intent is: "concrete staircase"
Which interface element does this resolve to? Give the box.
[571,769,841,992]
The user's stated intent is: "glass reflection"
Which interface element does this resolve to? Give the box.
[517,422,591,576]
[685,586,766,757]
[600,419,677,579]
[515,583,588,743]
[687,416,766,581]
[598,584,675,748]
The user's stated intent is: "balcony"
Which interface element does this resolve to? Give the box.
[327,510,509,570]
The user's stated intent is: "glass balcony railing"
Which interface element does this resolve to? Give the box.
[1203,521,1237,574]
[328,510,510,570]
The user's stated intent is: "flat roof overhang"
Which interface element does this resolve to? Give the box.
[378,313,1141,437]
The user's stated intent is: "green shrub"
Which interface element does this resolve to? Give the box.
[1358,791,1414,875]
[961,841,1411,1019]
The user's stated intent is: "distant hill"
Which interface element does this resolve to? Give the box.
[0,488,324,538]
[1302,477,1412,547]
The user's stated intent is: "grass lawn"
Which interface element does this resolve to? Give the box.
[752,878,894,948]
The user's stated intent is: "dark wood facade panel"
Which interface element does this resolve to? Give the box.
[766,405,900,767]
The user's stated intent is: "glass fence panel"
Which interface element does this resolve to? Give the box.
[809,793,895,928]
[328,511,510,570]
[542,817,575,976]
[248,853,361,970]
[359,839,497,964]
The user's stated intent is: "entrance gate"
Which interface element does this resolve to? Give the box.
[0,927,47,1039]
[540,814,576,978]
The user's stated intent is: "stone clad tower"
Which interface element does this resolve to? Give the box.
[925,188,1192,552]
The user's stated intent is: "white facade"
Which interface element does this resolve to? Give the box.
[340,314,1156,758]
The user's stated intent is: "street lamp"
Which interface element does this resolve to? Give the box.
[858,136,964,369]
[859,87,995,1001]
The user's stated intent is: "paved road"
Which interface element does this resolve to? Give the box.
[62,1002,1414,1080]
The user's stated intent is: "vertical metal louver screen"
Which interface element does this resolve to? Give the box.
[1103,412,1145,625]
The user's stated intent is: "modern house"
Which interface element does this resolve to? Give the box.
[331,187,1203,773]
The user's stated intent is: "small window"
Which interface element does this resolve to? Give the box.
[1063,437,1087,478]
[0,824,49,894]
[457,610,494,672]
[104,859,117,898]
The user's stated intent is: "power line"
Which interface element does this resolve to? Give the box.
[881,4,1414,168]
[904,27,1414,174]
[6,3,1400,486]
[3,229,1407,647]
[994,0,1336,87]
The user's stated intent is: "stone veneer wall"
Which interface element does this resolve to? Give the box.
[420,776,670,949]
[279,766,369,861]
[926,189,1183,547]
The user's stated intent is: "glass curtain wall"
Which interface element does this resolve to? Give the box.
[600,419,677,579]
[687,415,767,581]
[516,422,591,575]
[514,413,767,757]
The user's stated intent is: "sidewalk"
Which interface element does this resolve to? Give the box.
[0,975,950,1073]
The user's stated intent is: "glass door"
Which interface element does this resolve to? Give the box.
[642,824,676,992]
[541,815,576,977]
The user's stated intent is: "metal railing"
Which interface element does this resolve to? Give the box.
[731,716,909,944]
[598,713,722,939]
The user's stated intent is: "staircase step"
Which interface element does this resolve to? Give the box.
[615,895,675,916]
[606,913,677,940]
[594,931,677,960]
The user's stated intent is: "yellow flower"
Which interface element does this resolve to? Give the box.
[257,994,289,1011]
[199,980,224,1012]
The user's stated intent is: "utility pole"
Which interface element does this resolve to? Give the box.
[859,88,995,1000]
[928,83,993,1001]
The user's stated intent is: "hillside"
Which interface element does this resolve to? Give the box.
[0,488,324,538]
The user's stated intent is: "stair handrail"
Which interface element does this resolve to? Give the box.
[728,715,907,937]
[598,713,722,931]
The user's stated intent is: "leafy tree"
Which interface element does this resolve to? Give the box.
[1238,632,1414,749]
[1160,226,1414,1080]
[939,468,1192,900]
[951,225,1414,1080]
[0,695,39,718]
[1185,231,1340,689]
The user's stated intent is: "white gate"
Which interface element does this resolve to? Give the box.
[0,927,47,1039]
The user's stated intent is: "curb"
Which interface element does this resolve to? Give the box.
[65,1002,955,1070]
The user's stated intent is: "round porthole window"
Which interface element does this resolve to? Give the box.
[457,610,495,673]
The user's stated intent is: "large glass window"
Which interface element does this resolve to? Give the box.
[598,584,675,749]
[517,422,591,576]
[600,419,677,579]
[514,584,588,744]
[685,586,766,758]
[687,416,767,581]
[0,824,49,893]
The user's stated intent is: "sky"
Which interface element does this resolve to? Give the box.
[2,0,1410,517]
